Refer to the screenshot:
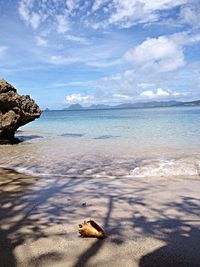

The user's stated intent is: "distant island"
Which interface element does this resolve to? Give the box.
[59,100,200,111]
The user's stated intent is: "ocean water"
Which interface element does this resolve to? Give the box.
[1,106,200,178]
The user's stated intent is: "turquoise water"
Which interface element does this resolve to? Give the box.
[1,107,200,177]
[24,107,200,146]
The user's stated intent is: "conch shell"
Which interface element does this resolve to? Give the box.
[79,220,106,238]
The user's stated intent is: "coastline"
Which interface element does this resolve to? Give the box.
[2,2,200,266]
[1,167,200,267]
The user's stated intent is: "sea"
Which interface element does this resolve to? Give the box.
[1,106,200,178]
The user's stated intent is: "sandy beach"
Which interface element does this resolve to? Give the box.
[0,167,200,267]
[1,0,200,266]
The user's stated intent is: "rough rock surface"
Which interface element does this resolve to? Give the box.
[0,80,41,144]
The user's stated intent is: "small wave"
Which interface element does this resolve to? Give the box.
[0,165,115,179]
[131,159,200,177]
[0,165,44,177]
[1,158,200,179]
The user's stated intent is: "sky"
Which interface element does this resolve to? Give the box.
[0,0,200,109]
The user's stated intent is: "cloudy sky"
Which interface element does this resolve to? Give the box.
[0,0,200,109]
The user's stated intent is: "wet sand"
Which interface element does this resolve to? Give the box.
[0,167,200,267]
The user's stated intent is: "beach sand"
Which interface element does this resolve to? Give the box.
[0,167,200,267]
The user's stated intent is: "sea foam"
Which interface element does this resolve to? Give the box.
[131,159,200,177]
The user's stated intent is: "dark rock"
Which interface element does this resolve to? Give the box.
[0,80,41,144]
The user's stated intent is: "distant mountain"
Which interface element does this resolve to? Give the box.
[114,100,180,109]
[64,104,83,110]
[179,100,200,106]
[63,100,200,111]
[89,104,112,109]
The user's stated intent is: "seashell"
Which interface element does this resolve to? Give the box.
[78,220,106,238]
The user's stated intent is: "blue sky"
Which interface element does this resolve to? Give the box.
[0,0,200,109]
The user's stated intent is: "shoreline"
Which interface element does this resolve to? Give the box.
[0,167,200,266]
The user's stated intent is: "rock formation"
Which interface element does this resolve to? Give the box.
[0,80,41,144]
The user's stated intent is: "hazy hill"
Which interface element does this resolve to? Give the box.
[62,100,200,111]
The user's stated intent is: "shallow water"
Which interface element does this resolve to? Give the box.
[1,107,200,178]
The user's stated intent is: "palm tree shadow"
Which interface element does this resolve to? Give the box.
[73,239,105,267]
[138,197,200,267]
[0,168,88,267]
[0,228,16,267]
[1,166,200,267]
[139,227,200,267]
[72,196,114,267]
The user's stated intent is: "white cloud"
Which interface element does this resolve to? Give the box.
[18,0,194,32]
[92,0,110,12]
[180,4,200,28]
[140,88,187,99]
[123,69,135,80]
[140,90,155,98]
[44,42,120,66]
[108,0,151,27]
[0,46,7,58]
[63,82,193,106]
[87,58,121,68]
[142,0,187,11]
[29,12,41,29]
[170,31,200,46]
[18,0,73,32]
[18,0,41,29]
[48,55,81,65]
[53,80,95,87]
[64,88,189,106]
[18,0,32,23]
[124,36,185,72]
[66,93,94,104]
[106,0,187,28]
[97,74,136,90]
[95,31,200,95]
[55,81,84,87]
[156,88,170,97]
[35,36,47,47]
[56,14,70,33]
[113,93,133,100]
[65,34,89,44]
[88,0,200,30]
[66,0,78,12]
[65,92,135,106]
[137,83,155,89]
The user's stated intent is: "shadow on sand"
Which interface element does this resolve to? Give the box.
[16,135,43,142]
[0,167,200,266]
